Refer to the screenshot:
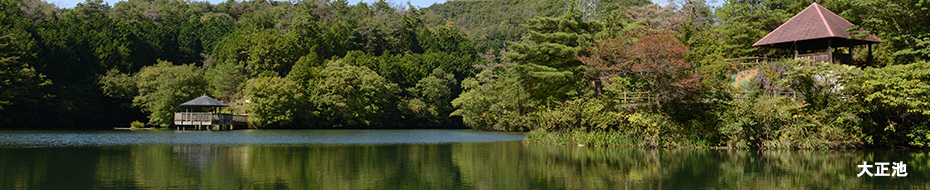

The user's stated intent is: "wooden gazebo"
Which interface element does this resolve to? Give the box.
[753,3,882,65]
[173,94,247,130]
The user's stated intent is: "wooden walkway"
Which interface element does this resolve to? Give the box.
[114,127,155,131]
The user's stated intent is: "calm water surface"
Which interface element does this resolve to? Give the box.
[0,130,927,189]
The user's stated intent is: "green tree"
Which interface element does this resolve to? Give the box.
[205,60,246,102]
[285,51,323,88]
[422,0,649,52]
[212,28,307,77]
[714,0,808,58]
[242,76,308,128]
[314,60,400,127]
[100,60,207,127]
[0,0,47,111]
[830,0,930,64]
[451,65,534,131]
[0,34,47,110]
[506,8,603,102]
[401,67,459,127]
[98,68,136,99]
[199,12,236,55]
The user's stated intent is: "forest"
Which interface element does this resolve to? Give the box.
[1,0,929,148]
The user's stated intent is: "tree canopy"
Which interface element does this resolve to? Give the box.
[2,0,930,148]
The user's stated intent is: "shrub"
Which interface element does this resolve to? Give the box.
[854,61,930,147]
[130,121,145,129]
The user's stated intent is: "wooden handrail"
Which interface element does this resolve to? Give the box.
[174,112,248,125]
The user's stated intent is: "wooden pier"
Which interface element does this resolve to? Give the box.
[173,94,248,130]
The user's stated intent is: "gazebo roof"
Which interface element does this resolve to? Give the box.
[752,3,882,50]
[180,94,228,107]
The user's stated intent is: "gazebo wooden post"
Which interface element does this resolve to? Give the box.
[763,48,768,62]
[868,44,873,65]
[850,45,854,62]
[827,38,834,63]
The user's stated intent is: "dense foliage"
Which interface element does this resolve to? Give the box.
[1,0,490,129]
[451,0,930,149]
[2,0,930,148]
[421,0,650,52]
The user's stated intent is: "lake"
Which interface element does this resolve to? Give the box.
[0,130,926,189]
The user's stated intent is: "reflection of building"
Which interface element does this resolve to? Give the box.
[753,3,882,65]
[173,94,247,130]
[170,146,251,183]
[173,146,216,172]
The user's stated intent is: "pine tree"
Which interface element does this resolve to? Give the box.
[505,8,603,102]
[0,0,48,111]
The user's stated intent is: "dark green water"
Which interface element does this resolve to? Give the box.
[0,130,927,189]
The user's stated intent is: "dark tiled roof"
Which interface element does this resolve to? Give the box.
[753,3,881,49]
[180,94,228,107]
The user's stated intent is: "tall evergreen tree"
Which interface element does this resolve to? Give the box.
[505,8,603,102]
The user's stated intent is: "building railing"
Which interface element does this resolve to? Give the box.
[795,52,853,64]
[174,112,248,126]
[723,57,780,64]
[617,92,655,103]
[727,52,855,65]
[797,52,831,63]
[734,91,798,99]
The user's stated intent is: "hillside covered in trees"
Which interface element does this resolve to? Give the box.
[2,0,930,148]
[1,0,497,129]
[420,0,650,51]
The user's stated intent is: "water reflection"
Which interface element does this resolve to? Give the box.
[1,142,929,189]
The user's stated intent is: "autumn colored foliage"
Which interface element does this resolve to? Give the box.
[577,32,700,102]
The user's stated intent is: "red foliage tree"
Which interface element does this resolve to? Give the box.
[577,31,700,102]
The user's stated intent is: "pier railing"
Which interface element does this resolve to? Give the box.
[174,112,248,126]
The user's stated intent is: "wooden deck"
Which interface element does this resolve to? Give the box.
[174,112,248,127]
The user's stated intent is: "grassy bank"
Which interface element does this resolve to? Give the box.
[525,129,718,148]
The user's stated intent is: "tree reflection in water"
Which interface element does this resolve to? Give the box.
[1,142,928,189]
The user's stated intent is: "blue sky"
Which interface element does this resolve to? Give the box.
[48,0,448,9]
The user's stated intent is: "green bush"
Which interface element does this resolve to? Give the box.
[130,121,145,129]
[719,97,806,149]
[532,97,709,147]
[717,95,865,149]
[854,61,930,147]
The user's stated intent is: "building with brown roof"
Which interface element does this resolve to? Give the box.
[753,3,881,65]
